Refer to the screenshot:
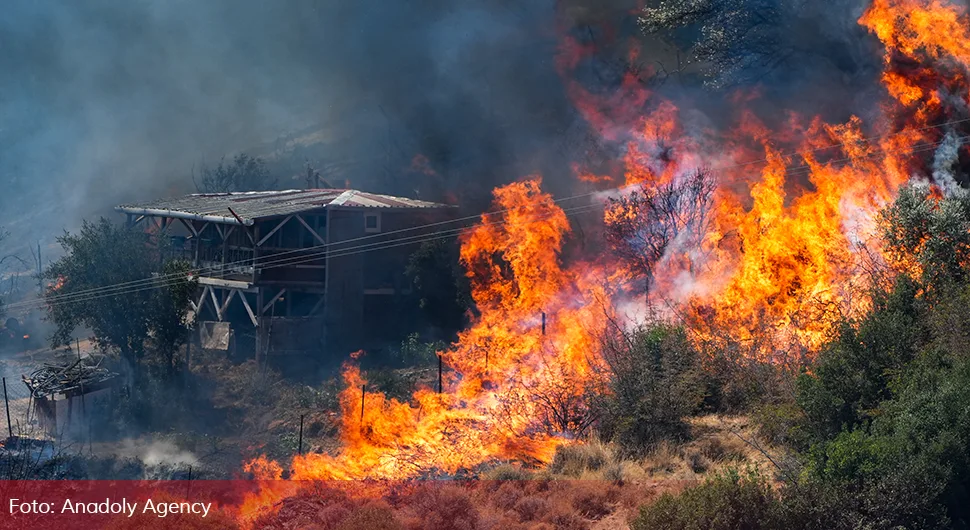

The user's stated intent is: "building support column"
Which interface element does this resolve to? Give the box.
[255,288,265,365]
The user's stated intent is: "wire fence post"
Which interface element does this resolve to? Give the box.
[3,377,12,439]
[298,414,304,455]
[437,354,443,394]
[359,385,366,426]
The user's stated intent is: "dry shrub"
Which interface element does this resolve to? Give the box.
[254,485,355,529]
[315,505,352,529]
[477,513,530,530]
[644,441,682,476]
[619,484,656,511]
[414,485,480,530]
[492,481,525,511]
[548,441,613,477]
[542,509,590,530]
[696,434,748,463]
[484,463,533,481]
[569,483,616,520]
[522,477,553,495]
[686,450,711,473]
[602,462,625,483]
[334,502,404,530]
[513,496,549,521]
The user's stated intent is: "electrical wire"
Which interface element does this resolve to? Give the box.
[10,117,970,311]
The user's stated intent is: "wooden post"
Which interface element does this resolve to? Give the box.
[437,354,443,394]
[185,336,192,374]
[255,289,265,365]
[298,414,304,455]
[2,377,12,439]
[193,222,202,266]
[541,312,546,335]
[37,242,42,295]
[252,223,261,285]
[360,385,366,425]
[77,339,87,443]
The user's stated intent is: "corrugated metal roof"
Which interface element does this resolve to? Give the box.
[116,189,452,226]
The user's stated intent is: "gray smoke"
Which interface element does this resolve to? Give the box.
[0,0,576,252]
[933,130,967,198]
[0,0,913,259]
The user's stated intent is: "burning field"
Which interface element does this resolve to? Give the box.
[227,0,970,524]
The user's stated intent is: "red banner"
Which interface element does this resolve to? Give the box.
[0,481,253,529]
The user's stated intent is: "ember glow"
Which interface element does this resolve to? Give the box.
[240,0,970,519]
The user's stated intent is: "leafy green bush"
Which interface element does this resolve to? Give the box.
[879,182,970,292]
[752,402,810,450]
[391,333,442,368]
[632,468,784,530]
[802,350,970,528]
[596,323,705,454]
[796,276,925,440]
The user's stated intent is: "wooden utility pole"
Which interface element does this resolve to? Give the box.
[2,378,11,439]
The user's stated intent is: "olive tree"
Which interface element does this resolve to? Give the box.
[43,218,196,381]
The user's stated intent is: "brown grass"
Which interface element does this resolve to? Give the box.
[251,414,779,530]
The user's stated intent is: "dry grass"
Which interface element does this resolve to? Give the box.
[253,414,779,530]
[548,439,613,477]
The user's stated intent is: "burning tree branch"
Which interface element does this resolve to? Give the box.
[605,167,716,305]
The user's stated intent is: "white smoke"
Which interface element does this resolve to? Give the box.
[933,129,968,198]
[140,440,198,468]
[116,438,199,479]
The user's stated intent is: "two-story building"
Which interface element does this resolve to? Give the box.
[116,189,455,361]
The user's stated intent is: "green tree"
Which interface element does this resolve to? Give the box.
[879,182,970,292]
[796,276,926,440]
[43,218,196,381]
[596,323,706,454]
[405,238,471,337]
[194,153,276,193]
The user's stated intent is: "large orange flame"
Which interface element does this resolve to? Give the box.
[240,0,970,521]
[241,179,615,519]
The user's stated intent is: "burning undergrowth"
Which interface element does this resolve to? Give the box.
[232,0,970,523]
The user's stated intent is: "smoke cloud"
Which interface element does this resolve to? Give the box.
[0,0,899,257]
[0,0,578,251]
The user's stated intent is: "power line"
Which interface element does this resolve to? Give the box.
[27,200,601,309]
[14,203,605,311]
[35,115,970,306]
[12,117,969,311]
